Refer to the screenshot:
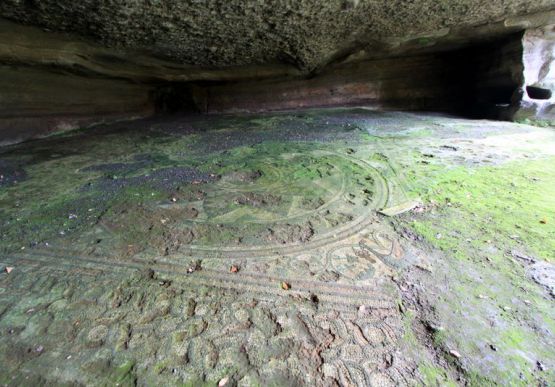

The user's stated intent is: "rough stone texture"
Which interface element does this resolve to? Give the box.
[514,24,555,121]
[203,53,458,113]
[1,1,555,73]
[1,3,555,143]
[186,36,524,116]
[0,109,554,385]
[0,33,527,143]
[0,66,154,146]
[0,19,301,83]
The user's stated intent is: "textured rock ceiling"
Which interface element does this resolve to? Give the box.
[1,0,555,80]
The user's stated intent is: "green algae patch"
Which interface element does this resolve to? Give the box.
[419,364,457,387]
[408,157,555,262]
[400,305,458,386]
[2,109,555,385]
[402,155,555,385]
[111,360,136,385]
[515,118,555,128]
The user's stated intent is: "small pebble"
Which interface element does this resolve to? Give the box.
[449,350,461,359]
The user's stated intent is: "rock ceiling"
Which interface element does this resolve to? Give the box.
[1,0,555,82]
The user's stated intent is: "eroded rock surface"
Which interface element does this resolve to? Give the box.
[1,3,555,144]
[1,1,555,73]
[0,109,554,385]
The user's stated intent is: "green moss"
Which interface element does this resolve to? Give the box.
[408,157,555,262]
[108,360,136,386]
[432,329,447,347]
[515,118,555,128]
[465,371,497,387]
[181,379,213,387]
[153,359,172,374]
[402,155,555,385]
[500,328,526,350]
[400,307,418,346]
[417,37,431,45]
[419,364,457,386]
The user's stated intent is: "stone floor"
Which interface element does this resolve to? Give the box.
[0,108,554,386]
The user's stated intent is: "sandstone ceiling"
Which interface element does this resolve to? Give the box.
[1,0,555,82]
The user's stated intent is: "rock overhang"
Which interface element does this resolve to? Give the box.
[1,1,555,145]
[1,1,555,81]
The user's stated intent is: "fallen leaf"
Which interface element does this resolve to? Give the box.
[281,281,291,290]
[5,267,13,274]
[218,377,229,386]
[230,265,239,273]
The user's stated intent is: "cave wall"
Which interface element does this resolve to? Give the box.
[0,24,550,146]
[193,36,524,118]
[201,53,457,113]
[0,66,154,145]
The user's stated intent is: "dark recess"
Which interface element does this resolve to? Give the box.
[150,33,525,120]
[152,83,200,114]
[526,86,552,100]
[444,32,524,119]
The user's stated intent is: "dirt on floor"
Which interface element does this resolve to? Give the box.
[0,108,554,386]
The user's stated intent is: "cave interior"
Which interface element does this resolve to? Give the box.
[0,2,554,386]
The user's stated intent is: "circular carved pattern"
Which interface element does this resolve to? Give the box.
[179,150,391,254]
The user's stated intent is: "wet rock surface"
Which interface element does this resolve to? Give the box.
[82,166,219,195]
[0,108,554,385]
[0,160,26,188]
[528,262,555,297]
